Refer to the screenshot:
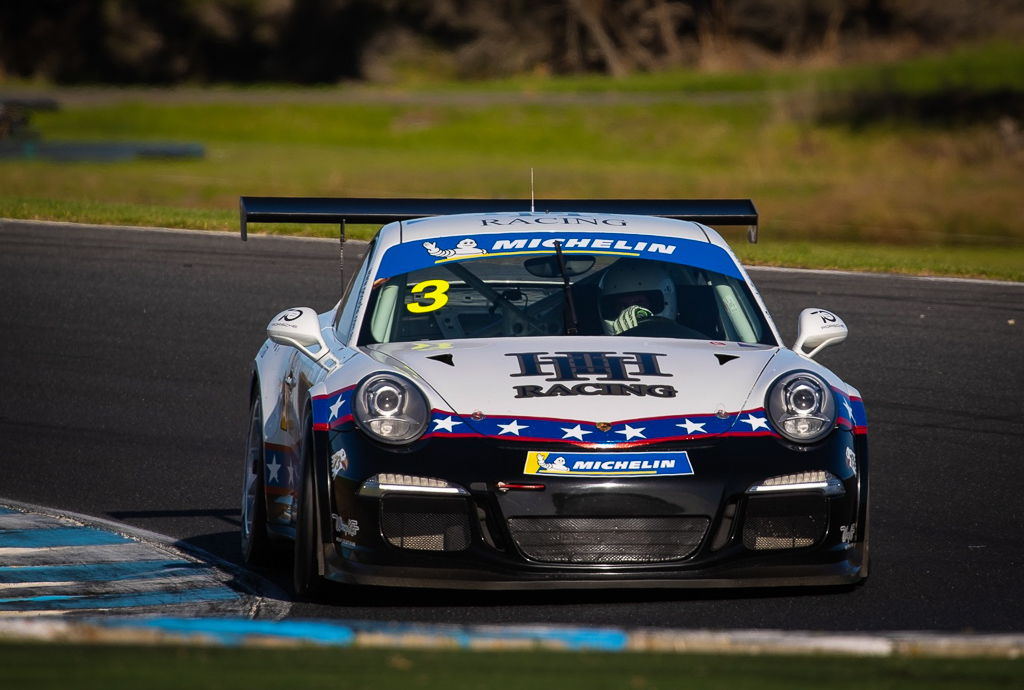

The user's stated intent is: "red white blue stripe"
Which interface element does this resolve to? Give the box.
[314,385,867,445]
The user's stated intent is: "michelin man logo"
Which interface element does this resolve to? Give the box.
[423,238,488,258]
[536,456,570,473]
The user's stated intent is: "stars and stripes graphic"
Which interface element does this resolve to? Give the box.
[312,385,868,446]
[414,408,777,446]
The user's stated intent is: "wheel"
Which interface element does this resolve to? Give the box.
[241,396,271,565]
[858,486,872,582]
[855,444,871,582]
[292,423,326,599]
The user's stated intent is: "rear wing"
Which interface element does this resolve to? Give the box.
[239,196,759,243]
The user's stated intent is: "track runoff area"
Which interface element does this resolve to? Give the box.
[0,222,1021,658]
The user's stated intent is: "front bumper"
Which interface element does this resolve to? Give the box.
[317,428,868,589]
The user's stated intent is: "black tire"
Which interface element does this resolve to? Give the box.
[241,396,271,565]
[292,423,326,599]
[855,444,871,582]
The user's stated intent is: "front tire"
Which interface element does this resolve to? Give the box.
[292,423,326,599]
[241,396,271,565]
[855,442,871,582]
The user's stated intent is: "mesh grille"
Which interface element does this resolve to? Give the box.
[380,496,471,552]
[742,495,828,551]
[507,516,709,564]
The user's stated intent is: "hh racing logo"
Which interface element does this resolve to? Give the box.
[507,351,676,399]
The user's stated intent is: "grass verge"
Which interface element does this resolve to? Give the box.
[3,198,1020,282]
[3,643,1023,690]
[1,40,1020,281]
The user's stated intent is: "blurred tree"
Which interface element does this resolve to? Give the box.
[0,0,1021,83]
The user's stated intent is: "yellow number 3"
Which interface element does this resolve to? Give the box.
[407,279,450,313]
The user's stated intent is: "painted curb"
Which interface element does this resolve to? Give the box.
[0,617,1020,659]
[0,499,289,620]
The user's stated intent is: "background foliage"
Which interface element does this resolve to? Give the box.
[3,0,1024,83]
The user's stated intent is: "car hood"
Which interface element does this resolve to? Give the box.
[363,337,778,439]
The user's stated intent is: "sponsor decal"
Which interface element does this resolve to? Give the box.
[845,446,857,475]
[423,238,487,258]
[330,449,349,478]
[479,215,628,227]
[507,351,676,399]
[840,523,857,544]
[332,514,360,538]
[373,230,743,281]
[524,451,694,478]
[810,309,847,334]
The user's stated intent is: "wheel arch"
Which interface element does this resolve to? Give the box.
[301,397,334,573]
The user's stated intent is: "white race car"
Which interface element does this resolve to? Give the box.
[238,197,868,597]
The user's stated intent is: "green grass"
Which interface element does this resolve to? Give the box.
[4,196,1018,281]
[3,644,1022,690]
[1,39,1021,280]
[737,241,1023,282]
[412,39,1024,94]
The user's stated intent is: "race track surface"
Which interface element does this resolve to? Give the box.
[1,220,1021,631]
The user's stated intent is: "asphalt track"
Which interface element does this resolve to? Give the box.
[1,220,1021,632]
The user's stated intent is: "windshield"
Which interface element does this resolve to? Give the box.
[359,247,775,345]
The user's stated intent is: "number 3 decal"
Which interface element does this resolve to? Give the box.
[407,279,450,313]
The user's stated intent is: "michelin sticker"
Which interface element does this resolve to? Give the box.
[373,230,743,281]
[524,451,694,478]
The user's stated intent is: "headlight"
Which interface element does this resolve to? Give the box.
[746,471,845,496]
[766,372,836,443]
[353,374,429,445]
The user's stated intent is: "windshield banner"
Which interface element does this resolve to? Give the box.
[374,231,742,280]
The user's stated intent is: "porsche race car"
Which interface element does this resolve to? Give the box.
[238,197,869,597]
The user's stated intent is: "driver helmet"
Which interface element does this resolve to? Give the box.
[598,259,677,335]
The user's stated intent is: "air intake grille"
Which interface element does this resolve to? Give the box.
[742,495,828,551]
[380,496,471,551]
[507,516,709,564]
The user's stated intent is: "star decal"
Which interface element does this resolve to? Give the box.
[285,462,296,487]
[432,416,463,433]
[497,419,529,436]
[842,399,854,419]
[615,424,646,440]
[677,419,707,435]
[328,394,346,420]
[560,424,592,441]
[740,414,770,431]
[266,457,281,483]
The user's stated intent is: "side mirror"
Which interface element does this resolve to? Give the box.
[793,308,848,359]
[267,307,337,371]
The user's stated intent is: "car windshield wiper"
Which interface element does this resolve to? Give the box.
[553,241,579,336]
